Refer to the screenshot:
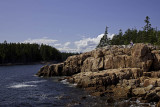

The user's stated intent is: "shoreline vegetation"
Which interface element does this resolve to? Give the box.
[0,42,79,66]
[0,61,57,66]
[97,16,160,48]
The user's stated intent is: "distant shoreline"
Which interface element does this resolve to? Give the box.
[0,61,60,66]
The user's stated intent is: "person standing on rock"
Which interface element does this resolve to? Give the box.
[130,40,133,47]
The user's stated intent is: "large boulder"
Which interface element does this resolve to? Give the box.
[152,50,160,71]
[36,63,65,77]
[36,65,49,77]
[131,43,153,72]
[132,87,147,96]
[112,86,132,99]
[145,91,160,102]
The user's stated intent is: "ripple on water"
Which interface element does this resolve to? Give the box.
[60,79,77,87]
[9,84,36,88]
[7,80,46,89]
[24,80,47,84]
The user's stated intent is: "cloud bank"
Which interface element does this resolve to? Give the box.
[23,33,114,53]
[74,34,104,52]
[23,37,58,45]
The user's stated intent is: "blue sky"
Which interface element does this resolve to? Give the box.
[0,0,160,52]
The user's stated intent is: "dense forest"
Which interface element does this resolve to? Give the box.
[0,42,78,64]
[97,16,160,47]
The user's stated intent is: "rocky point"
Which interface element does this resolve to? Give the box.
[36,43,160,105]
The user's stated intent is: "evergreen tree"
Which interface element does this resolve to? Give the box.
[101,16,160,46]
[97,26,110,48]
[143,16,152,32]
[0,42,77,64]
[143,16,153,43]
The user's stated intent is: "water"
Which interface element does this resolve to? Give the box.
[0,64,109,107]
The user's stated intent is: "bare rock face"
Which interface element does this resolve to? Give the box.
[36,43,155,77]
[67,68,142,88]
[36,43,160,103]
[36,65,49,77]
[132,88,146,96]
[131,44,153,71]
[112,86,132,99]
[152,50,160,70]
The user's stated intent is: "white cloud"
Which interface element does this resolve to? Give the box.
[74,34,104,52]
[108,33,115,39]
[58,47,77,53]
[54,44,61,47]
[57,42,76,53]
[23,33,115,53]
[23,37,57,45]
[64,42,70,47]
[73,33,114,52]
[57,42,78,53]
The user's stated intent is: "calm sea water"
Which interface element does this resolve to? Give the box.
[0,64,110,107]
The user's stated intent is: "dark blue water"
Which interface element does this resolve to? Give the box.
[0,64,110,107]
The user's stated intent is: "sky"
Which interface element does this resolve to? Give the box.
[0,0,160,52]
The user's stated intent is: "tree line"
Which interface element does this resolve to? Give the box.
[0,42,78,64]
[97,16,160,47]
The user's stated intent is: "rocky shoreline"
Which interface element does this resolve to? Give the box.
[36,43,160,106]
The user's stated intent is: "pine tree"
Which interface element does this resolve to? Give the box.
[97,26,110,48]
[143,16,151,32]
[143,16,155,43]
